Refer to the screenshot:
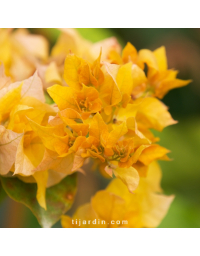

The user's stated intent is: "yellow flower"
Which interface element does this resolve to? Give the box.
[0,68,54,175]
[0,29,190,223]
[116,97,177,138]
[140,46,192,98]
[108,42,191,99]
[39,28,120,89]
[62,161,174,228]
[58,108,89,136]
[0,69,60,209]
[47,84,102,119]
[0,28,49,81]
[51,28,121,64]
[63,51,104,89]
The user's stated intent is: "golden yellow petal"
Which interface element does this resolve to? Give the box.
[113,166,140,193]
[33,170,48,210]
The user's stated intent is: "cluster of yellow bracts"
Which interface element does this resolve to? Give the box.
[0,28,191,228]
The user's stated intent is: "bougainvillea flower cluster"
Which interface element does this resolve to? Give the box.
[0,28,191,228]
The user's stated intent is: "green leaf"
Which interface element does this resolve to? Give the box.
[0,173,77,228]
[45,91,54,105]
[0,181,7,204]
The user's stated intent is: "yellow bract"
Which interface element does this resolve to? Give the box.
[0,28,49,81]
[48,84,102,119]
[0,29,190,221]
[108,42,191,99]
[62,162,174,228]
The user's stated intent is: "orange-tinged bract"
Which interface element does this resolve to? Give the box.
[108,43,191,99]
[0,28,191,227]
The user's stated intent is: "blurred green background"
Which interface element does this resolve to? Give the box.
[0,28,199,228]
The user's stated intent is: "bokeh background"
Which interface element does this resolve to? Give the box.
[0,28,200,228]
